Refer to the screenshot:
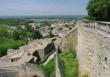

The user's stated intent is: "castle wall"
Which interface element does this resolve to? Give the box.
[77,21,97,77]
[91,30,110,77]
[60,20,110,77]
[60,26,78,51]
[77,20,110,77]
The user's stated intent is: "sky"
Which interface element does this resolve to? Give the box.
[0,0,88,16]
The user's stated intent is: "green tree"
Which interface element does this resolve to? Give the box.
[0,29,9,38]
[32,30,42,39]
[25,24,33,32]
[49,31,54,38]
[87,0,110,21]
[12,29,22,40]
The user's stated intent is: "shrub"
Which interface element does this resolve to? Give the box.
[32,30,43,39]
[83,16,97,21]
[43,31,54,38]
[0,47,7,57]
[39,58,55,77]
[69,27,72,30]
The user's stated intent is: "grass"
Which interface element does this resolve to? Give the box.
[0,38,26,57]
[38,58,55,77]
[59,51,78,77]
[0,38,25,47]
[36,50,78,77]
[81,74,88,77]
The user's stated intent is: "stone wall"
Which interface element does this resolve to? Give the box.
[60,26,78,51]
[77,21,97,77]
[77,20,110,77]
[0,69,18,77]
[1,63,44,77]
[36,42,55,61]
[59,20,110,77]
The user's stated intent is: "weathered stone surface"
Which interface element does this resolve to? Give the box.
[60,26,78,51]
[77,20,110,77]
[60,20,110,77]
[0,64,44,77]
[0,69,18,77]
[77,22,97,76]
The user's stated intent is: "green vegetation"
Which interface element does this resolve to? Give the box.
[25,24,34,32]
[0,38,26,57]
[64,24,74,30]
[64,24,70,28]
[86,0,110,21]
[59,51,78,77]
[43,31,54,38]
[0,25,42,57]
[0,19,29,26]
[32,30,43,39]
[0,25,11,38]
[34,20,47,23]
[81,74,88,77]
[38,51,78,77]
[69,27,72,30]
[0,18,45,57]
[39,58,55,77]
[83,16,97,21]
[12,29,25,40]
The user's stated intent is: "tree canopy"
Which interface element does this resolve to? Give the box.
[87,0,110,21]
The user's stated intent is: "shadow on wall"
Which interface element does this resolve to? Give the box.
[33,51,41,62]
[29,42,55,63]
[44,42,55,55]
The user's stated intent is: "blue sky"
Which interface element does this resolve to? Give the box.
[0,0,88,16]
